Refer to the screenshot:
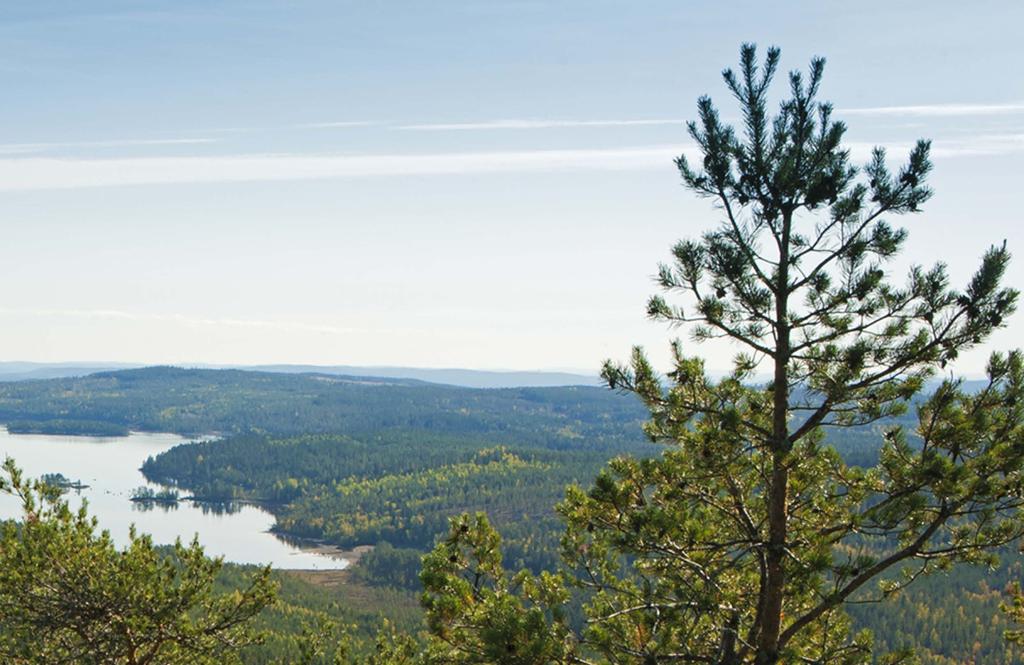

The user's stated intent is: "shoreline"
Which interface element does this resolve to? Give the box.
[280,544,374,587]
[296,542,373,564]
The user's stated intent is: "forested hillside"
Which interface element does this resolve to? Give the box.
[0,366,647,440]
[2,367,1023,661]
[215,560,422,664]
[143,431,649,574]
[847,550,1024,664]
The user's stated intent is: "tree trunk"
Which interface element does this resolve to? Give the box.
[757,212,792,664]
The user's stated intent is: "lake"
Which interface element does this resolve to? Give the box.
[0,429,348,570]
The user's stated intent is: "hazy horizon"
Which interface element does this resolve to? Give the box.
[0,359,600,376]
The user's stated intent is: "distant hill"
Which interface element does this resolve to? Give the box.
[0,365,644,441]
[0,362,597,388]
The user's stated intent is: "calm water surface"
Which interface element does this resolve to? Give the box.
[0,430,347,570]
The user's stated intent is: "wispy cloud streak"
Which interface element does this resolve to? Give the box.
[397,118,685,131]
[839,102,1024,117]
[0,145,693,191]
[0,133,1019,191]
[845,135,1024,159]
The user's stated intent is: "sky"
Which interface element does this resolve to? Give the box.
[0,0,1022,375]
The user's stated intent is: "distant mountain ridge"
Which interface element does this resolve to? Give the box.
[0,362,598,389]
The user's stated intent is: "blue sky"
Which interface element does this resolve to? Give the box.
[0,1,1022,373]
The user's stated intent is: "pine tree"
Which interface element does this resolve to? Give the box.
[419,44,1024,664]
[0,458,275,664]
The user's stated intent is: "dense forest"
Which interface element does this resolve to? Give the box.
[0,366,647,441]
[1,367,1022,661]
[142,432,643,574]
[4,418,130,436]
[847,551,1024,664]
[214,558,422,664]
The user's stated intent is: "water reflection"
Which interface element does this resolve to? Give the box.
[130,500,178,513]
[274,531,321,549]
[192,500,245,516]
[0,430,347,570]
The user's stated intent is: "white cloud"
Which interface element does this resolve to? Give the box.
[396,118,685,131]
[0,133,1018,191]
[839,102,1024,117]
[0,145,694,191]
[0,137,217,155]
[845,134,1024,159]
[931,133,1024,157]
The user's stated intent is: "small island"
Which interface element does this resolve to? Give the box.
[39,473,89,492]
[130,486,181,505]
[6,419,130,437]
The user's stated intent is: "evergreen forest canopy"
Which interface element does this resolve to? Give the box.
[2,44,1024,664]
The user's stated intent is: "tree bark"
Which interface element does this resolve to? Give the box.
[757,211,792,664]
